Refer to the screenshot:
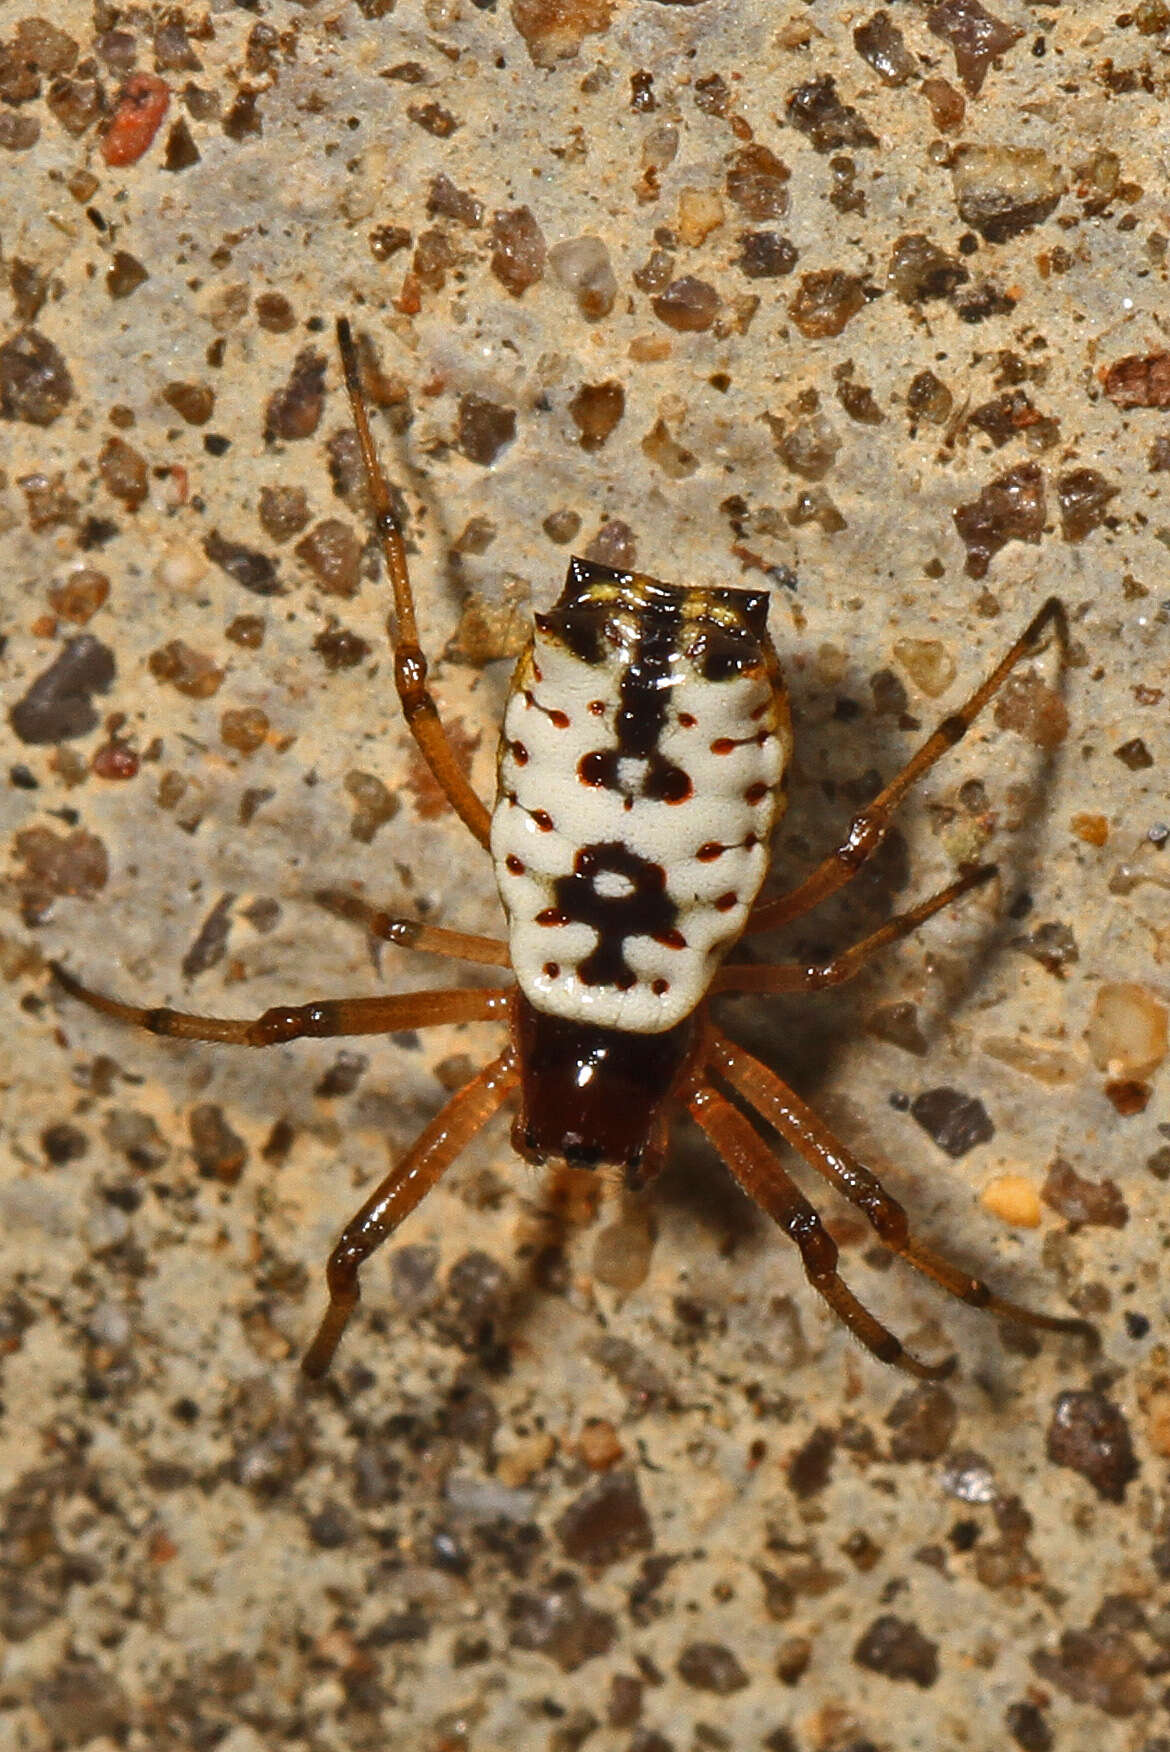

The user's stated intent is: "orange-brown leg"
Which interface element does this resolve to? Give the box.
[336,317,493,850]
[705,1027,1097,1348]
[686,1079,954,1379]
[314,887,510,968]
[715,864,995,996]
[51,960,512,1044]
[303,1047,520,1376]
[748,597,1067,934]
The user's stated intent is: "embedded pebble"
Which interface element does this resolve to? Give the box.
[910,1087,994,1157]
[853,12,918,85]
[508,1577,616,1671]
[569,381,625,450]
[203,530,282,595]
[951,145,1064,242]
[13,636,114,750]
[1041,1159,1128,1229]
[953,462,1046,578]
[344,770,399,843]
[0,326,74,425]
[927,0,1023,97]
[677,1641,749,1695]
[853,1615,939,1688]
[651,276,719,333]
[1103,351,1170,408]
[785,75,878,152]
[980,1173,1043,1228]
[549,236,617,320]
[511,0,615,70]
[148,639,224,699]
[993,670,1068,750]
[1046,1390,1138,1502]
[294,519,363,597]
[457,394,517,464]
[264,348,327,443]
[1031,1624,1146,1718]
[555,1470,653,1568]
[1084,982,1168,1080]
[490,205,546,296]
[892,637,956,698]
[724,143,790,219]
[885,1383,958,1462]
[1057,468,1118,541]
[788,270,866,339]
[887,234,969,304]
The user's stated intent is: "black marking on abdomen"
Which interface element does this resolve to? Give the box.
[551,841,680,990]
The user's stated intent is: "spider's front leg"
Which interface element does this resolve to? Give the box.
[50,960,513,1043]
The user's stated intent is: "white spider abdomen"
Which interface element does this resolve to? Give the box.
[491,559,792,1034]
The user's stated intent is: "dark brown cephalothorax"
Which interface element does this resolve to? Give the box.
[51,317,1097,1383]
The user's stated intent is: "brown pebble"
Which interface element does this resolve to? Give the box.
[1031,1624,1146,1718]
[162,381,215,425]
[46,568,109,624]
[993,670,1068,749]
[15,826,108,923]
[569,381,625,449]
[294,518,363,597]
[887,233,969,304]
[651,276,719,333]
[189,1103,248,1184]
[853,1614,939,1687]
[220,707,269,756]
[928,0,1023,96]
[787,270,866,339]
[148,639,224,699]
[106,251,150,300]
[258,485,310,543]
[556,1470,653,1568]
[181,893,236,978]
[953,462,1046,579]
[457,394,516,465]
[677,1641,749,1695]
[203,530,282,596]
[10,636,116,743]
[910,1086,994,1157]
[344,770,399,842]
[886,1383,958,1462]
[1102,350,1170,408]
[264,348,327,443]
[1041,1159,1128,1229]
[490,205,547,296]
[313,625,372,671]
[854,12,918,84]
[785,75,878,152]
[1046,1389,1138,1502]
[508,1577,616,1672]
[1058,468,1118,541]
[951,144,1063,242]
[0,326,75,425]
[510,0,616,70]
[725,143,791,220]
[98,435,149,509]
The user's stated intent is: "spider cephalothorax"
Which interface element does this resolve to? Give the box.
[52,317,1097,1383]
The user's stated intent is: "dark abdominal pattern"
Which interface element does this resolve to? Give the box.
[542,842,680,990]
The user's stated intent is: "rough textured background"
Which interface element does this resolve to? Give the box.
[2,3,1169,1749]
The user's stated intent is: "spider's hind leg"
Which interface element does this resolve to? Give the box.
[706,1027,1097,1352]
[685,1077,954,1380]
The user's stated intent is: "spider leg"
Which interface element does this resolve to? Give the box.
[315,888,510,968]
[51,960,512,1044]
[748,597,1067,934]
[706,1027,1097,1348]
[686,1078,954,1379]
[715,864,996,995]
[303,1047,519,1376]
[335,316,493,850]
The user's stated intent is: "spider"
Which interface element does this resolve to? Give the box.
[52,317,1096,1382]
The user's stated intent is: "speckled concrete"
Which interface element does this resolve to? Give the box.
[2,4,1169,1750]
